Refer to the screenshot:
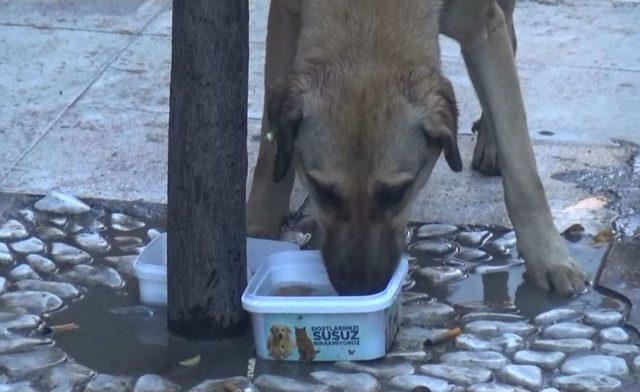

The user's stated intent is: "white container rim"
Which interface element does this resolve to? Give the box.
[242,250,408,314]
[133,234,167,282]
[133,235,301,284]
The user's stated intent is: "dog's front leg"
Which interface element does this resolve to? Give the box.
[247,0,301,238]
[449,2,587,295]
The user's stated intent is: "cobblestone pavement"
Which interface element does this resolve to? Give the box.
[0,192,638,391]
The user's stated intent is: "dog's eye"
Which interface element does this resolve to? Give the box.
[308,176,344,208]
[374,181,412,209]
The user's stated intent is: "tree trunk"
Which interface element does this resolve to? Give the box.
[167,0,248,338]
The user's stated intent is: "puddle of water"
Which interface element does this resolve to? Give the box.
[47,218,634,389]
[2,191,632,388]
[0,193,251,388]
[0,190,620,388]
[49,278,253,387]
[434,236,614,320]
[39,211,251,387]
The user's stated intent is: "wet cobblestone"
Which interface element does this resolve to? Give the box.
[0,192,637,391]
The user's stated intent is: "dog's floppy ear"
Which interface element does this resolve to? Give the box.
[268,81,303,182]
[421,76,462,172]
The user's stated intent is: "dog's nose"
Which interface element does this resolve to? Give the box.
[322,224,400,295]
[330,267,391,295]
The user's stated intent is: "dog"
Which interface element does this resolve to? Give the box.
[267,324,293,360]
[247,0,587,296]
[294,327,318,362]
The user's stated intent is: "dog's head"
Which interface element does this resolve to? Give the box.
[269,65,461,295]
[270,325,291,341]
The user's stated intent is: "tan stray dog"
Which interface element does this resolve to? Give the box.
[267,324,293,360]
[248,0,587,296]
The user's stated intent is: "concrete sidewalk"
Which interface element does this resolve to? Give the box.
[0,0,638,232]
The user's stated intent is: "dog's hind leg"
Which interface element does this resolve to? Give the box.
[247,0,301,238]
[443,1,588,295]
[498,0,517,53]
[469,0,516,176]
[470,108,501,175]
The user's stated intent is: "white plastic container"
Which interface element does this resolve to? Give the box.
[133,234,300,305]
[242,250,408,362]
[245,238,300,280]
[134,234,167,305]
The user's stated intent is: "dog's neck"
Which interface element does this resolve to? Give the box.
[294,0,442,73]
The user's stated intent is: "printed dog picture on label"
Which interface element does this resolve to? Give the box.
[295,326,318,362]
[267,324,293,360]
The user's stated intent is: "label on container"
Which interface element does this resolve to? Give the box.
[258,300,401,362]
[311,325,360,346]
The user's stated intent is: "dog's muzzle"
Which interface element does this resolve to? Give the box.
[322,223,401,295]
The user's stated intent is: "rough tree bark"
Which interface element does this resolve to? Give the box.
[167,0,248,338]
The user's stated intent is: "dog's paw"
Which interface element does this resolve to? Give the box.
[472,115,501,176]
[524,256,589,296]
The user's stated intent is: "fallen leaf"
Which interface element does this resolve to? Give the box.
[593,227,615,245]
[178,354,201,367]
[224,382,242,392]
[563,196,608,212]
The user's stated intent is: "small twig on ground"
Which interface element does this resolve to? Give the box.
[424,327,462,346]
[49,322,79,333]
